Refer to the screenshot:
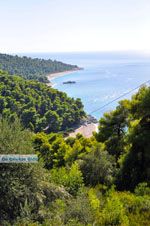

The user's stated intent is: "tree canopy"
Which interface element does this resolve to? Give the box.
[0,53,79,82]
[0,68,150,225]
[0,70,85,132]
[95,86,150,191]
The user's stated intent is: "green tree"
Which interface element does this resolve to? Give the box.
[50,162,83,196]
[96,104,128,161]
[0,118,43,223]
[80,143,115,186]
[0,70,85,133]
[117,117,150,191]
[0,96,6,113]
[21,107,38,130]
[45,110,61,132]
[117,86,150,191]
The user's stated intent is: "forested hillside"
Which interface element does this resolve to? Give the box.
[0,81,150,225]
[34,85,150,191]
[0,70,85,132]
[0,53,79,82]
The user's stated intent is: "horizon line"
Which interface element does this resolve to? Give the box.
[1,49,150,55]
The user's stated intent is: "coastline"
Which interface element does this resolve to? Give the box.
[47,69,81,85]
[68,123,98,138]
[46,69,99,137]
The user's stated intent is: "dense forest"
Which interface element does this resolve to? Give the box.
[0,70,85,132]
[0,53,79,82]
[0,69,150,225]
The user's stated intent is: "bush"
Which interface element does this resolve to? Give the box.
[79,144,115,186]
[50,162,83,196]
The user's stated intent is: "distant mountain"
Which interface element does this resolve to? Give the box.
[0,53,79,83]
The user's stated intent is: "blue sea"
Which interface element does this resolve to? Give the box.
[19,52,150,119]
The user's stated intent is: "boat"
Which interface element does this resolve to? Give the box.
[63,81,76,84]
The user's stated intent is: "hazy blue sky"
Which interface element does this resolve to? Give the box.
[0,0,150,53]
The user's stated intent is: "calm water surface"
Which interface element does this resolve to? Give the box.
[20,52,150,119]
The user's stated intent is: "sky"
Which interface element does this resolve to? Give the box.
[0,0,150,53]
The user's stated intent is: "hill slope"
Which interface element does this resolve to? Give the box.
[0,70,85,132]
[0,53,79,82]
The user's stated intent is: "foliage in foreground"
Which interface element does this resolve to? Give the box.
[0,117,150,225]
[95,86,150,190]
[0,85,150,225]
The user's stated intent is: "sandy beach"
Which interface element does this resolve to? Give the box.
[47,68,99,138]
[69,123,98,138]
[47,69,98,138]
[47,69,80,83]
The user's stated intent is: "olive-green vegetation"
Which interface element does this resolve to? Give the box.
[96,86,150,191]
[0,76,150,225]
[0,70,85,132]
[0,53,79,82]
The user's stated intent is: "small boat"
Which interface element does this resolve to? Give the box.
[63,81,76,84]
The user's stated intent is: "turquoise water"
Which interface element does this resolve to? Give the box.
[20,52,150,119]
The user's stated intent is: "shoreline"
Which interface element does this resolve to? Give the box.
[46,69,99,138]
[68,123,98,138]
[47,69,81,85]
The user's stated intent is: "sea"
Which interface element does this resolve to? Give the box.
[19,52,150,120]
